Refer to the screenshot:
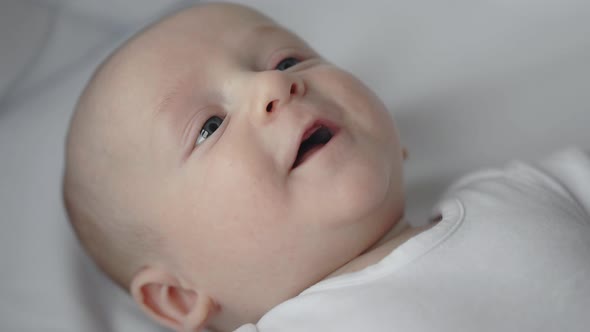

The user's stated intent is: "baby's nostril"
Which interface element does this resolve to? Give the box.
[266,101,274,112]
[290,83,297,95]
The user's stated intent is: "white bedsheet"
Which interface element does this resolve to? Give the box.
[1,0,589,331]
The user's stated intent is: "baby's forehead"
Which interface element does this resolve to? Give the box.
[101,5,276,93]
[114,6,306,94]
[142,3,276,46]
[115,3,282,78]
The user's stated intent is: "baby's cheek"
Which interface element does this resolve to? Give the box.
[319,66,394,138]
[318,65,384,109]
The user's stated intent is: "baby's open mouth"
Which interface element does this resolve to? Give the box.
[292,124,334,169]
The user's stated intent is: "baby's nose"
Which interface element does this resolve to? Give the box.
[255,70,305,115]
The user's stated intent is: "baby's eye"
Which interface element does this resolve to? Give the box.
[195,115,223,146]
[275,57,300,71]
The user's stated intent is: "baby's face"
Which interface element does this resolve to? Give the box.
[112,3,404,315]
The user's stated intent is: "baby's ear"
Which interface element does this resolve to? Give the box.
[130,267,220,332]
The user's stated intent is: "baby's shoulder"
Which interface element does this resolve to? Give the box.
[443,148,590,223]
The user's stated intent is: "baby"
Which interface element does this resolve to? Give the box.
[62,2,590,332]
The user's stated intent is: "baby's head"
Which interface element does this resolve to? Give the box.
[63,2,405,331]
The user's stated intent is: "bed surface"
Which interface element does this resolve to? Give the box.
[1,0,589,331]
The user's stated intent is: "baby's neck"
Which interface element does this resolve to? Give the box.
[324,219,437,279]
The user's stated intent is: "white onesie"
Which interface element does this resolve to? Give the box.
[236,148,590,332]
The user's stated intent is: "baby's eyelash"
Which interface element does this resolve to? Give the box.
[274,57,300,71]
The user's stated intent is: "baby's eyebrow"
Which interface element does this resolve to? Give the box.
[153,69,203,119]
[154,87,177,117]
[239,23,300,55]
[152,75,208,163]
[243,24,286,45]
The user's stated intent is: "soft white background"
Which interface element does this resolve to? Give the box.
[1,0,589,331]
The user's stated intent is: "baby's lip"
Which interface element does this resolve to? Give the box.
[289,118,340,171]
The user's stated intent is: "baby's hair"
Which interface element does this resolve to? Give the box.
[62,187,159,291]
[62,49,161,292]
